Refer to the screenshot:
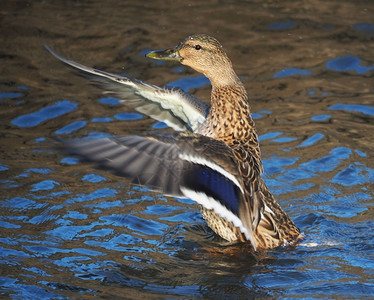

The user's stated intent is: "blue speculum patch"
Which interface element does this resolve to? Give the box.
[187,165,240,215]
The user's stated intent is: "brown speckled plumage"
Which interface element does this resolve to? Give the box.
[179,35,301,249]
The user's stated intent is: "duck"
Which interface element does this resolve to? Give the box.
[45,34,301,251]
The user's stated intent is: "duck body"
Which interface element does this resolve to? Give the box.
[46,34,301,251]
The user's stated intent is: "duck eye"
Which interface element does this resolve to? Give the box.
[194,45,201,50]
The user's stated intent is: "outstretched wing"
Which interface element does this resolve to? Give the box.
[62,132,256,247]
[45,45,209,132]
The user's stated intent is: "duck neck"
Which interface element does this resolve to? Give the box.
[198,58,259,143]
[207,80,256,139]
[204,82,263,174]
[204,60,242,88]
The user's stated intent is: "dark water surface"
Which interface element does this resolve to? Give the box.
[1,0,374,298]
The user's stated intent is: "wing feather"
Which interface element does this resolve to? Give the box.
[62,132,256,246]
[45,45,209,132]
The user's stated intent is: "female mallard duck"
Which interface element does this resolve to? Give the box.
[46,34,301,251]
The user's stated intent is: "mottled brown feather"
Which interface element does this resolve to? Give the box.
[180,35,301,250]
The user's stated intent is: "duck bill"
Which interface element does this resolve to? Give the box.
[146,46,182,62]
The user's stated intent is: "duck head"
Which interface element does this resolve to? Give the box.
[147,34,240,87]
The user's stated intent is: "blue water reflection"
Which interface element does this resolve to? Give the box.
[0,92,22,100]
[66,188,118,204]
[273,68,312,78]
[114,112,143,120]
[0,163,9,171]
[352,23,374,35]
[328,103,374,116]
[84,199,124,211]
[99,97,121,106]
[152,121,168,129]
[102,214,168,235]
[0,277,63,299]
[11,100,78,128]
[82,174,107,183]
[297,133,324,148]
[166,75,210,92]
[21,168,53,176]
[326,56,374,74]
[273,136,297,143]
[331,164,374,186]
[31,180,60,191]
[259,131,282,141]
[60,157,79,165]
[355,149,367,157]
[267,20,297,30]
[55,121,87,134]
[91,117,113,123]
[300,147,351,173]
[311,114,331,121]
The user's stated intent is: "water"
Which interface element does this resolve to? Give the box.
[1,0,374,298]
